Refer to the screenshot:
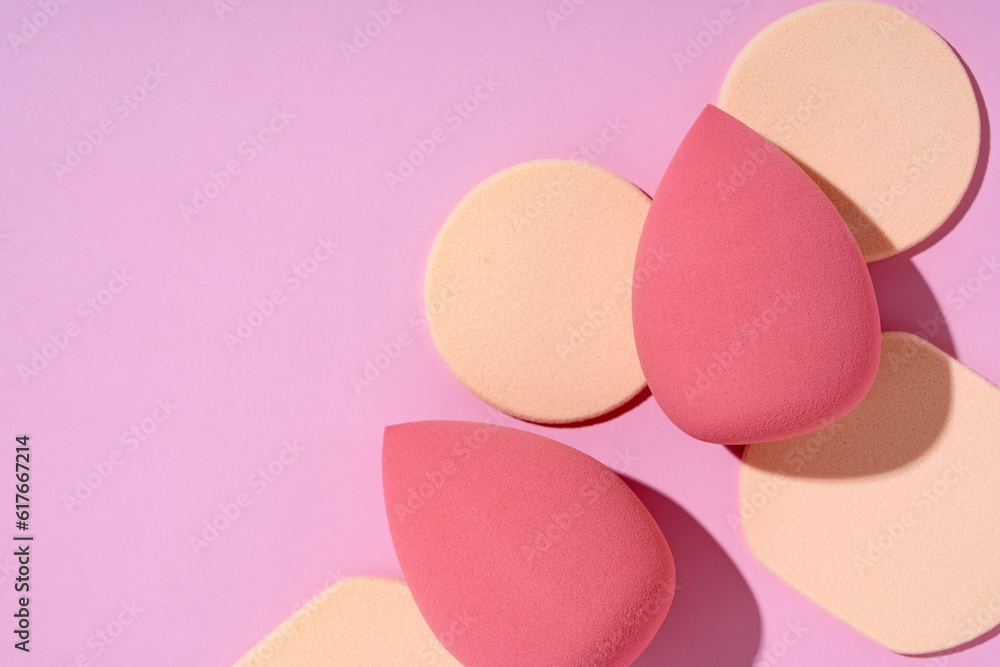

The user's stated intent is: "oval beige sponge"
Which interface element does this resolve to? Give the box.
[719,0,980,262]
[740,332,1000,654]
[234,576,461,666]
[425,159,651,424]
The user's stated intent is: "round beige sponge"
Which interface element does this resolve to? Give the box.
[719,0,980,262]
[234,576,462,667]
[425,159,652,424]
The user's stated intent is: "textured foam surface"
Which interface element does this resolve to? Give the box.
[632,104,881,445]
[719,0,981,262]
[383,421,675,666]
[425,159,650,424]
[741,332,1000,654]
[234,576,461,667]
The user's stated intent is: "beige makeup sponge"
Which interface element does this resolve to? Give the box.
[740,332,1000,654]
[719,0,981,262]
[425,159,651,424]
[234,576,461,666]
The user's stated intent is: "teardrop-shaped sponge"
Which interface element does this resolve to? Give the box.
[383,421,675,666]
[632,104,881,445]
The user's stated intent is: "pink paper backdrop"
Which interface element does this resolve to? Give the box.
[2,1,997,665]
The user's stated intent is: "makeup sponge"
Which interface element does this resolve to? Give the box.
[632,104,880,445]
[719,0,981,261]
[425,159,651,424]
[383,421,675,666]
[234,576,461,666]
[741,332,1000,654]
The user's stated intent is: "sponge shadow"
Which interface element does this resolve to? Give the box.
[868,259,957,358]
[726,267,956,471]
[739,45,989,473]
[623,477,762,666]
[863,46,990,364]
[726,225,961,468]
[791,159,896,258]
[742,333,953,477]
[531,387,652,429]
[788,43,988,263]
[911,622,1000,659]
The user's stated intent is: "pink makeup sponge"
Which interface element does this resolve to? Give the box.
[633,104,881,445]
[383,421,675,667]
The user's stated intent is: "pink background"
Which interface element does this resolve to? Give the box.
[2,0,997,665]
